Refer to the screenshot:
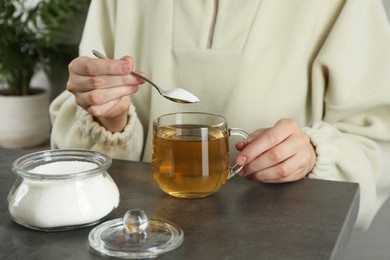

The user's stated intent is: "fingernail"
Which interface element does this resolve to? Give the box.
[237,155,247,166]
[121,63,131,74]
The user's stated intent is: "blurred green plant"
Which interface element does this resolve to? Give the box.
[0,0,90,95]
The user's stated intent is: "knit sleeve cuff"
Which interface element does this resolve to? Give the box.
[301,122,338,179]
[78,105,140,146]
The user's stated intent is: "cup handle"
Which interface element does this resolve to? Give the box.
[228,128,251,179]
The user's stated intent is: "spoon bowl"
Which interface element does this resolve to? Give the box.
[92,50,200,103]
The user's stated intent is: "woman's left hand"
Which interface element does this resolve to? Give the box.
[236,119,317,183]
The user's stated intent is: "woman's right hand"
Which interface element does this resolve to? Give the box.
[67,55,145,132]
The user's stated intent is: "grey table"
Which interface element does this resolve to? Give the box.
[0,148,359,260]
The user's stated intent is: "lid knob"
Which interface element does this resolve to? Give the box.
[123,209,149,234]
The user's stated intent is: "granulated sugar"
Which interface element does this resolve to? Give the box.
[29,160,98,174]
[165,88,200,103]
[8,160,119,229]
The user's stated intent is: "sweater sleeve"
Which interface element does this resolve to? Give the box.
[49,91,144,161]
[78,0,117,57]
[49,0,144,161]
[304,0,390,230]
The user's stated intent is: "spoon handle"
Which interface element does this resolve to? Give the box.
[91,50,163,95]
[129,71,163,95]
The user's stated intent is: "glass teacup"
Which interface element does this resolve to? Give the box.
[152,112,249,198]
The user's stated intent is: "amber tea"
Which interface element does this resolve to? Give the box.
[152,125,229,198]
[152,112,249,199]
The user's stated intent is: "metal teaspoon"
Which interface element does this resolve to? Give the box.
[92,50,200,103]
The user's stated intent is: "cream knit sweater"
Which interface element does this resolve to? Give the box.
[50,0,390,230]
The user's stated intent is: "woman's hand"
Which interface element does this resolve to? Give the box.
[67,55,144,132]
[236,119,317,183]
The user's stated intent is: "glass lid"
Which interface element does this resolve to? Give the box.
[88,209,184,259]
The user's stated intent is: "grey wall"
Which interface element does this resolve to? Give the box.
[384,0,390,21]
[343,1,390,260]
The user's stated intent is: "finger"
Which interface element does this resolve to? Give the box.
[75,85,139,109]
[235,128,267,151]
[236,120,298,166]
[67,72,144,93]
[245,154,307,183]
[242,134,301,175]
[236,126,289,166]
[246,168,304,183]
[87,99,122,118]
[68,56,134,76]
[235,140,247,151]
[120,55,134,64]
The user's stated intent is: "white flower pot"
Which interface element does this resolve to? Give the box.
[0,89,51,149]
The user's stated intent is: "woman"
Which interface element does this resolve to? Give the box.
[50,0,390,230]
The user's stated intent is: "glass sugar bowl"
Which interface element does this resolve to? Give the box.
[7,149,120,231]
